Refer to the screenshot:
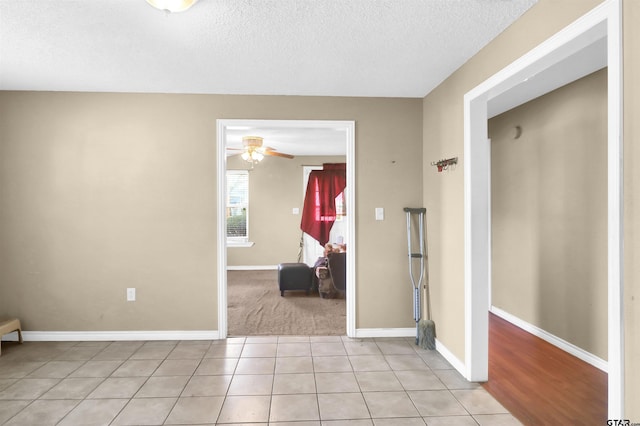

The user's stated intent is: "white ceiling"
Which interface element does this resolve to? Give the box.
[225,124,348,157]
[487,34,607,118]
[0,0,537,98]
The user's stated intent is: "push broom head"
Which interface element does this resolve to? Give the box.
[418,319,436,350]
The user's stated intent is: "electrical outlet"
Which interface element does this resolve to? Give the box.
[127,288,136,302]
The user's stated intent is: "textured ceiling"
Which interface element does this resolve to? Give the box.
[0,0,537,98]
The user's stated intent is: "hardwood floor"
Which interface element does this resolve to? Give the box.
[483,312,608,425]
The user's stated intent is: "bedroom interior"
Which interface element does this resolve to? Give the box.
[224,125,349,337]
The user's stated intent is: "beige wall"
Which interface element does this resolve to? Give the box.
[489,69,608,360]
[623,0,640,419]
[226,154,345,267]
[423,0,639,418]
[0,92,423,331]
[423,0,605,362]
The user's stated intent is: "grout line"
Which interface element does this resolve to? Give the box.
[0,337,512,425]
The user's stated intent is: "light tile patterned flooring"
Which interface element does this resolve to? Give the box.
[0,336,522,425]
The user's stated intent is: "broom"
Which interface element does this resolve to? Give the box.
[419,251,436,350]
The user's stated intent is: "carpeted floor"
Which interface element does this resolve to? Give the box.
[227,269,346,336]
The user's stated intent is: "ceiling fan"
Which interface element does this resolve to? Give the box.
[228,136,295,165]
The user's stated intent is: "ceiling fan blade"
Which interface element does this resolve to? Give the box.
[226,147,243,151]
[264,150,294,159]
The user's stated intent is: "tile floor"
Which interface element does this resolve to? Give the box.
[0,336,522,425]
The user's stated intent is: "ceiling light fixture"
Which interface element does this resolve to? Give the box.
[241,137,266,166]
[226,136,295,167]
[146,0,198,13]
[241,149,265,164]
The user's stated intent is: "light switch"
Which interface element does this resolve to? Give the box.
[375,207,384,221]
[292,208,300,215]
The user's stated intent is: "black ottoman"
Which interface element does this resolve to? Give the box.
[278,263,312,296]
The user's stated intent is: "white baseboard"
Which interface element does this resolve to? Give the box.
[0,331,21,342]
[490,306,608,372]
[2,330,220,342]
[354,327,416,338]
[227,265,279,271]
[434,338,467,377]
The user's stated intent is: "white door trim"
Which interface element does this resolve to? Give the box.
[463,0,623,417]
[216,119,357,339]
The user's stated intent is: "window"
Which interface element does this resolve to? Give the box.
[335,191,346,220]
[226,170,249,243]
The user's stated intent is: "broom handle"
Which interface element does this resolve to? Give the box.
[420,210,431,322]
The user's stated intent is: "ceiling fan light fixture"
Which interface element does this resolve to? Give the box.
[232,135,294,165]
[241,149,264,164]
[146,0,198,13]
[242,136,264,148]
[240,136,265,165]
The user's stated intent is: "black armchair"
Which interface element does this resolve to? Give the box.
[327,252,346,296]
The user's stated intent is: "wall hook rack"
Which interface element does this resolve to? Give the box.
[431,157,458,172]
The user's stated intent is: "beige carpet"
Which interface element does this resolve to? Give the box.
[227,269,346,336]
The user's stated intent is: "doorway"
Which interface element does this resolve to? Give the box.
[216,119,356,338]
[464,0,623,417]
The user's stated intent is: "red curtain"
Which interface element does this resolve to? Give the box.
[300,163,347,246]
